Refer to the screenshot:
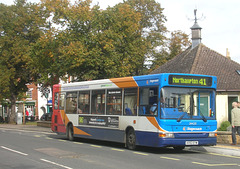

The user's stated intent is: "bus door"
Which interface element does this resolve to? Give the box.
[52,91,66,133]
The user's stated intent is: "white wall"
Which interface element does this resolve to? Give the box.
[216,94,228,128]
[37,85,52,119]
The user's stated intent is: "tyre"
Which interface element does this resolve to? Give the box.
[126,129,136,150]
[67,124,74,141]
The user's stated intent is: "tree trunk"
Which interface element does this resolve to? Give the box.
[9,94,17,124]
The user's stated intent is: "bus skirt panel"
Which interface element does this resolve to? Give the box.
[135,131,217,147]
[74,126,125,143]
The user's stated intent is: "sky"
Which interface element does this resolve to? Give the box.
[1,0,240,64]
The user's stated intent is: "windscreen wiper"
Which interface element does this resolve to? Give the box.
[177,112,186,122]
[199,110,207,122]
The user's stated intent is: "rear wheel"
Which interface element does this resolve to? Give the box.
[67,124,74,141]
[126,129,136,150]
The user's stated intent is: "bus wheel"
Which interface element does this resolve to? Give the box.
[173,146,185,151]
[67,124,74,141]
[126,129,136,150]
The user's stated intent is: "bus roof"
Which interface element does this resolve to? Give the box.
[58,73,217,92]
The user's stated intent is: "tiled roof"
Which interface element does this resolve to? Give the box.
[150,43,240,91]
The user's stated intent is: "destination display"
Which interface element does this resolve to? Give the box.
[169,75,212,86]
[78,115,119,128]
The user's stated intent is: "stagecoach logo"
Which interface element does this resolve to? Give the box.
[183,127,202,131]
[146,79,159,85]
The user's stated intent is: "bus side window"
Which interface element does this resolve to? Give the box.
[66,92,77,114]
[59,94,65,110]
[107,89,122,115]
[54,92,59,110]
[78,91,90,114]
[91,90,105,114]
[139,87,158,116]
[124,88,137,116]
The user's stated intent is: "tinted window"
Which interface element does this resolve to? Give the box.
[78,91,90,114]
[124,88,137,116]
[139,87,158,116]
[107,89,122,115]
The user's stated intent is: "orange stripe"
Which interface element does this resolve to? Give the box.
[147,117,166,132]
[73,126,91,136]
[60,110,91,136]
[110,77,138,88]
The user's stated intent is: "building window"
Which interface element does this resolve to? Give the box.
[26,88,33,99]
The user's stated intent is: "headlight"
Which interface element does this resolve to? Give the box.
[159,133,174,138]
[209,132,217,137]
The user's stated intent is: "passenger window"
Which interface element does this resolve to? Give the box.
[139,87,158,116]
[78,91,90,114]
[124,88,137,116]
[91,90,105,114]
[54,92,59,110]
[66,92,77,114]
[59,93,65,110]
[107,89,122,115]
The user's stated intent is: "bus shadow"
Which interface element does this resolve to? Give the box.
[48,134,201,155]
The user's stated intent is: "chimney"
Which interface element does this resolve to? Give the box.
[191,9,202,49]
[226,48,231,59]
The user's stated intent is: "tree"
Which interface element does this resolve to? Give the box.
[38,0,147,82]
[124,0,167,75]
[0,0,49,123]
[150,30,191,71]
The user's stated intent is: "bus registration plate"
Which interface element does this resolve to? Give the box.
[185,141,198,145]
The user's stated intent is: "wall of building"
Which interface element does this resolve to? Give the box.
[216,92,240,128]
[216,93,228,128]
[37,85,52,120]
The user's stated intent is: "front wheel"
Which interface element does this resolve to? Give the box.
[126,129,136,150]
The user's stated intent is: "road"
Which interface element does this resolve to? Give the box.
[1,128,240,169]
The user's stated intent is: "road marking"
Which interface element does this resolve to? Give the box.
[34,135,42,137]
[40,159,73,169]
[59,139,67,142]
[192,162,238,166]
[133,152,149,156]
[45,137,53,140]
[160,156,180,161]
[1,146,28,156]
[189,150,240,159]
[73,142,83,145]
[208,152,240,159]
[0,127,54,135]
[111,148,125,152]
[91,145,102,148]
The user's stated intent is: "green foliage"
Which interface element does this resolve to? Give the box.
[0,0,50,122]
[150,30,191,71]
[218,121,231,131]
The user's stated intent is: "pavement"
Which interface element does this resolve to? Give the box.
[0,123,240,157]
